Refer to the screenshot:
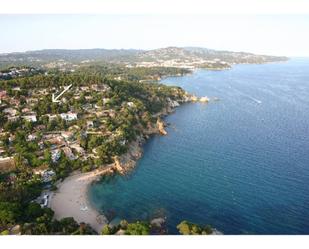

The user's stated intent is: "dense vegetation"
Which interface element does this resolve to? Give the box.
[0,66,188,234]
[177,220,213,235]
[76,64,189,81]
[101,220,150,235]
[0,167,95,235]
[99,220,215,235]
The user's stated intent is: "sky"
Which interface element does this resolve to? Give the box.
[0,14,308,56]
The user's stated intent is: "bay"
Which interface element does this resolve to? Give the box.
[89,58,309,234]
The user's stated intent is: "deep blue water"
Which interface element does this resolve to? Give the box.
[89,58,309,234]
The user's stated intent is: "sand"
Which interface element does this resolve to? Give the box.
[49,137,148,234]
[50,166,114,233]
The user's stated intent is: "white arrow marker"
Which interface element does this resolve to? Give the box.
[52,84,72,103]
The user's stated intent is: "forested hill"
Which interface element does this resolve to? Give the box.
[0,47,288,69]
[0,49,140,63]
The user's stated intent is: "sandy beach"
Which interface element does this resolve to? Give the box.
[50,166,114,233]
[49,135,155,234]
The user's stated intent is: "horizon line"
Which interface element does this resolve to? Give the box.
[0,46,296,58]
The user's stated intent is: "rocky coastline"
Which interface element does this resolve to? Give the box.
[50,93,211,234]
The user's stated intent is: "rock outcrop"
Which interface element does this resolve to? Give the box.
[156,118,167,135]
[199,96,209,102]
[113,137,144,174]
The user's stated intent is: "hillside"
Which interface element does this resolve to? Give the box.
[0,47,288,70]
[136,47,287,64]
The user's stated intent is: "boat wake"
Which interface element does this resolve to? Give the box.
[229,85,262,104]
[250,97,262,104]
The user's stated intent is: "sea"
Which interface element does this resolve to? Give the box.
[89,58,309,234]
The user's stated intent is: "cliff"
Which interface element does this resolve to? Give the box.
[107,93,199,174]
[112,136,144,174]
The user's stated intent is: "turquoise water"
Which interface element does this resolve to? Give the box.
[89,58,309,234]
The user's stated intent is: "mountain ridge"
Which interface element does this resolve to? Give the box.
[0,47,288,70]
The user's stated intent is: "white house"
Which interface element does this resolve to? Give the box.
[3,108,17,116]
[51,149,61,163]
[127,102,135,108]
[22,115,37,122]
[102,98,110,104]
[86,120,94,129]
[60,112,77,121]
[27,134,37,141]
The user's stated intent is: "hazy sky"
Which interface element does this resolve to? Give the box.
[0,14,308,56]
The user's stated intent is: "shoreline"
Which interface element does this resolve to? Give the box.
[50,166,114,233]
[49,96,199,233]
[49,115,170,233]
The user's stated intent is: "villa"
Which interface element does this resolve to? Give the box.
[22,115,37,122]
[60,112,78,121]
